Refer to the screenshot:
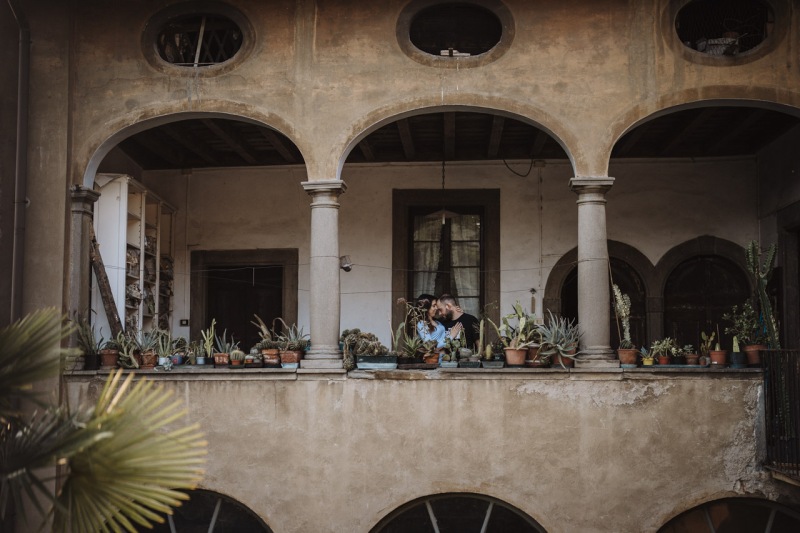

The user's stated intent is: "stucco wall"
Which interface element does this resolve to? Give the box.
[142,156,758,344]
[64,370,796,533]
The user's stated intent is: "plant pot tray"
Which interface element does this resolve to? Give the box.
[647,364,711,368]
[458,361,481,368]
[397,363,438,370]
[481,361,505,369]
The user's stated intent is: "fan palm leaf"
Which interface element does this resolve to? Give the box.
[53,370,207,532]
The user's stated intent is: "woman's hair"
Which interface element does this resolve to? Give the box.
[416,294,438,332]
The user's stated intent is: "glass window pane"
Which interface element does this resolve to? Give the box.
[413,243,440,271]
[430,496,488,533]
[486,504,539,533]
[451,214,480,240]
[381,503,435,533]
[453,268,479,297]
[414,216,443,241]
[414,272,436,297]
[709,500,771,532]
[459,297,480,318]
[452,242,479,266]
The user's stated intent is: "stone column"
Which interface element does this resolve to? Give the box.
[67,185,100,318]
[569,177,617,367]
[301,180,347,369]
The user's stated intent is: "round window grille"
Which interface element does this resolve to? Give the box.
[157,14,243,67]
[675,0,774,56]
[410,2,503,57]
[658,497,800,532]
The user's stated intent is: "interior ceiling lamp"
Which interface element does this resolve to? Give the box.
[426,157,459,225]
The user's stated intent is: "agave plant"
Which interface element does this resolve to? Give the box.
[537,311,581,368]
[0,308,206,531]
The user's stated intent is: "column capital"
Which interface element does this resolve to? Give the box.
[70,185,101,216]
[302,179,348,196]
[569,176,615,194]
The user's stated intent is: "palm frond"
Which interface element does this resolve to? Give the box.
[0,308,73,419]
[53,370,207,532]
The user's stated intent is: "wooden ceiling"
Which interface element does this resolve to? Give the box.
[116,107,799,170]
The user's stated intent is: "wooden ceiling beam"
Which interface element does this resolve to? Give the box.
[201,119,259,164]
[443,112,456,161]
[161,125,218,165]
[259,128,298,164]
[659,108,716,156]
[397,119,416,161]
[128,132,183,167]
[359,139,375,161]
[531,129,549,157]
[706,109,766,154]
[487,115,505,159]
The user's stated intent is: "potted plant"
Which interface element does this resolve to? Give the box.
[115,330,139,369]
[98,337,120,370]
[488,302,540,367]
[707,327,728,366]
[72,314,101,371]
[171,336,187,366]
[478,319,505,369]
[136,329,160,369]
[213,329,238,367]
[723,301,767,366]
[639,347,655,366]
[650,338,675,365]
[341,328,395,370]
[155,329,172,367]
[683,344,699,365]
[612,284,638,366]
[729,336,747,368]
[199,319,216,366]
[252,314,281,367]
[274,318,309,368]
[537,311,581,369]
[229,347,246,367]
[186,340,202,365]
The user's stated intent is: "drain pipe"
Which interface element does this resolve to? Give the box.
[8,0,29,323]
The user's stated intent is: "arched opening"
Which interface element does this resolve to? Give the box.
[372,493,546,533]
[658,497,800,532]
[663,255,750,350]
[341,109,570,331]
[89,115,305,347]
[147,489,272,532]
[561,258,647,348]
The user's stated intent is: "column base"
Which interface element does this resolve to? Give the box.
[575,359,621,369]
[302,346,343,369]
[300,359,345,370]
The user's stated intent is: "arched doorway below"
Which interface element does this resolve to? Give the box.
[659,497,800,532]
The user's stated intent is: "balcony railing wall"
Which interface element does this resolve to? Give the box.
[763,349,800,482]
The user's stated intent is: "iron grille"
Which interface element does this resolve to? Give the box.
[158,15,242,67]
[762,350,800,482]
[675,0,774,56]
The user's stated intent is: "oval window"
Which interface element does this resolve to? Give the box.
[675,0,774,56]
[410,3,502,57]
[157,14,243,67]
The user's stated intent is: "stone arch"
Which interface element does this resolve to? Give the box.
[334,97,581,178]
[604,93,800,168]
[543,240,656,316]
[371,492,547,533]
[79,104,306,188]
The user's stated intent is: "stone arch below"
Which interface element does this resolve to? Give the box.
[658,496,800,532]
[148,488,272,532]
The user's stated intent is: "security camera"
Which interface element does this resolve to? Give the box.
[339,255,353,272]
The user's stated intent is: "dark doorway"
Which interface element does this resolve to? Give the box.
[190,249,298,350]
[206,265,283,350]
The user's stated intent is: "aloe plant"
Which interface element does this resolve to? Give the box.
[537,311,581,367]
[612,284,633,349]
[746,240,780,349]
[201,318,216,358]
[487,301,539,350]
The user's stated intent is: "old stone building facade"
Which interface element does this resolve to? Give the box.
[3,0,800,531]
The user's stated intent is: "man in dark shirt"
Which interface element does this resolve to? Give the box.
[436,293,480,350]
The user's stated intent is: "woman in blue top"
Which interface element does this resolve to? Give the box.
[415,293,447,349]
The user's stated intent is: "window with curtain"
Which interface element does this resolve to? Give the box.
[411,207,483,317]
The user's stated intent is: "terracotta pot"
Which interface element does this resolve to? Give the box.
[99,349,119,369]
[709,350,728,366]
[551,348,577,368]
[280,350,304,365]
[230,359,243,366]
[262,349,281,367]
[140,349,157,369]
[504,348,527,366]
[617,348,638,365]
[525,345,548,367]
[743,344,766,366]
[422,352,440,364]
[685,353,700,365]
[214,352,230,366]
[657,355,670,365]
